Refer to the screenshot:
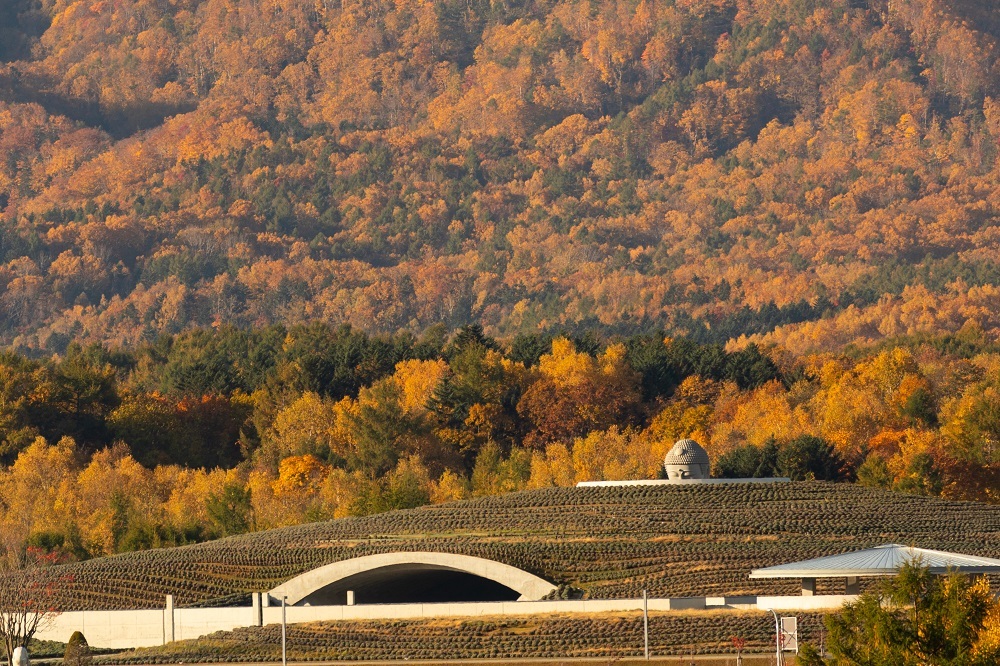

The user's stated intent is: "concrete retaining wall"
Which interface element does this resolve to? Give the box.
[37,609,170,649]
[34,595,857,649]
[757,594,858,611]
[175,607,260,642]
[577,478,790,487]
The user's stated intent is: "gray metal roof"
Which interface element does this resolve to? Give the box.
[749,544,1000,579]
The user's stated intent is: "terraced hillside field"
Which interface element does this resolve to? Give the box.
[32,482,1000,610]
[97,612,828,663]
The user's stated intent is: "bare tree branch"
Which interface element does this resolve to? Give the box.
[0,567,67,666]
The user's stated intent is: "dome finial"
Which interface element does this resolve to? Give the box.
[663,439,710,480]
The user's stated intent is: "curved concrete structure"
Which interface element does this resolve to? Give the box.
[268,552,557,605]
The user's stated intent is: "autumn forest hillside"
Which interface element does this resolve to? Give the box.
[0,0,999,351]
[2,0,1000,565]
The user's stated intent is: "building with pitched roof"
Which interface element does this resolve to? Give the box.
[750,543,1000,596]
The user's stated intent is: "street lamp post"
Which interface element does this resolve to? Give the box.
[282,595,288,666]
[764,608,781,666]
[642,589,649,660]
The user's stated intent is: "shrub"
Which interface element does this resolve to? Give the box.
[64,631,92,666]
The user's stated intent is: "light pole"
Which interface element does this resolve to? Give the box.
[282,595,288,666]
[642,589,649,660]
[764,608,781,666]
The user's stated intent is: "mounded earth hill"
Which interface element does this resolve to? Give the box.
[27,481,1000,611]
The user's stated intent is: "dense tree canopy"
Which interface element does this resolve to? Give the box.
[0,323,993,566]
[818,562,1000,665]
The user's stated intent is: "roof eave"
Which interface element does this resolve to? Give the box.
[749,566,1000,579]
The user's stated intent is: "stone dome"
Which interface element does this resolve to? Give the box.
[663,439,710,466]
[663,439,710,481]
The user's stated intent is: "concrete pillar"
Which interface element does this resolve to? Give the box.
[845,576,860,595]
[801,577,816,597]
[252,593,263,627]
[164,595,175,644]
[263,594,271,607]
[346,590,356,606]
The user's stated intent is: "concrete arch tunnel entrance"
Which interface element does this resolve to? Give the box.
[268,552,558,606]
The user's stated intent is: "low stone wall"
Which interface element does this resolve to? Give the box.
[34,595,856,650]
[37,608,172,649]
[757,594,858,611]
[576,478,790,487]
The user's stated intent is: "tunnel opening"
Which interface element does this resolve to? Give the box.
[299,564,523,605]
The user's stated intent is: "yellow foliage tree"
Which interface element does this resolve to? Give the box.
[265,392,341,464]
[272,454,331,497]
[0,436,78,565]
[572,426,652,482]
[392,358,449,416]
[429,469,470,503]
[72,444,159,556]
[527,443,576,488]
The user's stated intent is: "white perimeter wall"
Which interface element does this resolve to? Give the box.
[33,595,857,650]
